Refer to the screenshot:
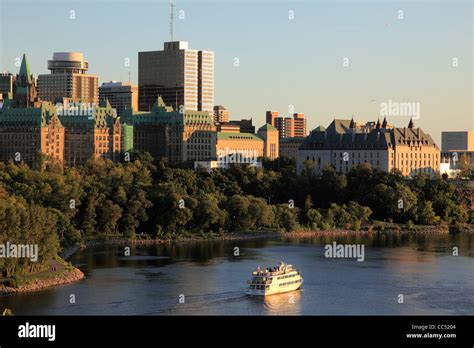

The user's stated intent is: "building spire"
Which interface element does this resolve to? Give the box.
[349,117,355,129]
[408,117,414,128]
[376,118,381,129]
[382,117,387,128]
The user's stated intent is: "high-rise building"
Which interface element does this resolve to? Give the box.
[292,113,307,138]
[198,51,214,112]
[138,41,214,112]
[213,105,230,123]
[274,116,294,138]
[99,81,138,117]
[266,111,307,139]
[297,118,440,178]
[38,52,99,104]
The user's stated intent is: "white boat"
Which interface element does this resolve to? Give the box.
[246,261,303,296]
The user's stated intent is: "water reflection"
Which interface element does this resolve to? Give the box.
[262,290,302,315]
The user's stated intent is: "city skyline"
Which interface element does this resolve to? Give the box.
[0,0,472,145]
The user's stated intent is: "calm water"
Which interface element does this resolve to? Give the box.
[1,233,473,315]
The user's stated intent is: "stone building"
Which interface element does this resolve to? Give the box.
[121,97,216,164]
[297,118,440,178]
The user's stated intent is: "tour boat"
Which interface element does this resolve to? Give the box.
[246,261,303,296]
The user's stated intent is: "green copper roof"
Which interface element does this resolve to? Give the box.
[0,101,118,129]
[0,102,61,127]
[16,54,32,95]
[258,123,277,132]
[217,132,263,141]
[121,96,214,127]
[59,102,118,128]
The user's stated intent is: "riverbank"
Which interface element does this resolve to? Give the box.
[71,223,468,251]
[0,267,84,296]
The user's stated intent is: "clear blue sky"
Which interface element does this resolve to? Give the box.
[1,0,472,144]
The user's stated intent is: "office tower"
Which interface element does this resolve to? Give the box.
[99,81,138,117]
[38,52,99,104]
[298,118,440,178]
[138,41,214,112]
[198,51,214,112]
[213,105,230,123]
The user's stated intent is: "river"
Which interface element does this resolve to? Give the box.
[1,232,473,315]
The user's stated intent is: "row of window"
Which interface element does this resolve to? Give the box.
[279,279,301,287]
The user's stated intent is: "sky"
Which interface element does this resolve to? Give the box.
[0,0,472,144]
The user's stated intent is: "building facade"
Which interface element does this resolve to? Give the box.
[0,99,121,167]
[59,100,122,166]
[441,131,474,163]
[257,124,279,160]
[138,41,214,112]
[279,137,304,160]
[38,52,99,104]
[99,81,138,117]
[297,118,440,178]
[0,100,64,166]
[122,97,216,164]
[216,131,263,166]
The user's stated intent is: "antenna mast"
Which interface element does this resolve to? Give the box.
[170,0,174,41]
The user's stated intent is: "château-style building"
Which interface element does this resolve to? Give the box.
[0,98,121,167]
[297,118,440,178]
[121,97,217,164]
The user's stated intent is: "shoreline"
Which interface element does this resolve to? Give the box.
[0,267,84,296]
[68,224,463,252]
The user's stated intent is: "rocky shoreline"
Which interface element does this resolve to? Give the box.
[0,268,84,296]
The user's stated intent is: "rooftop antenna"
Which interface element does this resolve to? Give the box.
[170,0,175,41]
